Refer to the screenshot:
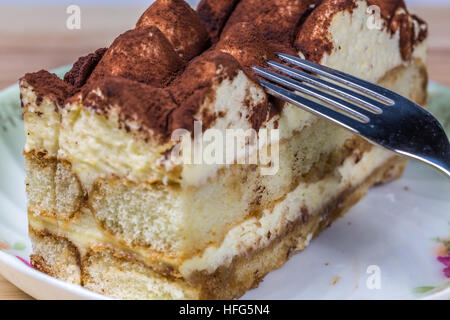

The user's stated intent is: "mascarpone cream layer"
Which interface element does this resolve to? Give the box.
[179,145,393,276]
[28,143,395,276]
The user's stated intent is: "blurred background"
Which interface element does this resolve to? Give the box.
[0,0,449,88]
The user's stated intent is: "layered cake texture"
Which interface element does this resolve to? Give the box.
[21,0,428,299]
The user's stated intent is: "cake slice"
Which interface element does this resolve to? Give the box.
[21,0,428,299]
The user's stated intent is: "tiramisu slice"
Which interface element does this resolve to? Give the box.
[21,0,428,299]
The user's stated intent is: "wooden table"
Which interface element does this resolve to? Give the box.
[0,6,449,300]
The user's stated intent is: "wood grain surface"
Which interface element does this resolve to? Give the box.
[0,5,449,300]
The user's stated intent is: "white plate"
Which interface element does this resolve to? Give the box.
[0,67,449,300]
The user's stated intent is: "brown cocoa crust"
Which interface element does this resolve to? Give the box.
[217,22,277,74]
[21,70,75,106]
[215,22,287,128]
[411,14,428,44]
[295,0,357,63]
[89,26,185,88]
[382,2,428,61]
[224,0,317,46]
[168,48,269,132]
[296,0,428,63]
[64,48,107,89]
[81,48,264,141]
[168,50,242,133]
[78,76,178,141]
[197,0,241,42]
[137,0,210,61]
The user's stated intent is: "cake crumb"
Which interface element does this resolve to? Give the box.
[332,276,341,286]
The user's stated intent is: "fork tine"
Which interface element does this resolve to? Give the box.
[258,79,366,134]
[253,54,450,178]
[253,66,371,122]
[267,61,383,114]
[277,53,396,105]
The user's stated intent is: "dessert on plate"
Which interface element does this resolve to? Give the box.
[20,0,428,299]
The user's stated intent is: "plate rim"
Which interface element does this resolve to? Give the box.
[0,249,110,300]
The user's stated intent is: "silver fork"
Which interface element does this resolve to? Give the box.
[253,53,450,178]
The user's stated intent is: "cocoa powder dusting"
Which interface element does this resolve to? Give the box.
[64,48,107,89]
[22,70,75,107]
[20,0,427,141]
